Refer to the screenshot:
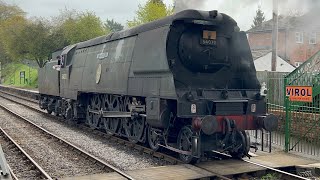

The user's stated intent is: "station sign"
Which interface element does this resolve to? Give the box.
[286,86,312,102]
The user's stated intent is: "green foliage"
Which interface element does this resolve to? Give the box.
[0,1,26,64]
[127,0,173,27]
[2,62,38,88]
[260,173,280,180]
[5,19,60,67]
[0,7,108,68]
[252,6,265,28]
[0,1,25,23]
[104,19,123,32]
[60,11,108,44]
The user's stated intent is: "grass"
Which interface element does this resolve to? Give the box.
[2,62,38,89]
[260,173,280,180]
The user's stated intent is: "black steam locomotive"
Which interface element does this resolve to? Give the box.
[39,10,278,163]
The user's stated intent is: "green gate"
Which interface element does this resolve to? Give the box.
[284,51,320,155]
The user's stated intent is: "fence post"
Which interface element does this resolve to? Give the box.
[284,76,290,152]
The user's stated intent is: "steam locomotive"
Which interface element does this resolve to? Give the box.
[38,10,278,163]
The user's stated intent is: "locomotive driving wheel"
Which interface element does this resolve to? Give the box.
[229,130,250,159]
[177,125,198,164]
[122,97,145,143]
[86,95,102,129]
[147,126,161,151]
[101,94,120,135]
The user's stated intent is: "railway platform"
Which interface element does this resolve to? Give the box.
[61,151,319,180]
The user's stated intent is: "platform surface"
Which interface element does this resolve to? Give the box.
[62,152,319,180]
[61,164,214,180]
[248,152,318,168]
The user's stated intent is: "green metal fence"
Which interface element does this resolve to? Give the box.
[253,58,320,157]
[284,51,320,155]
[252,72,287,151]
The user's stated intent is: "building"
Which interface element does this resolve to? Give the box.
[252,50,295,72]
[247,8,320,67]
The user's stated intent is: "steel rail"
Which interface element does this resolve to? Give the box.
[0,88,310,180]
[7,164,18,180]
[243,159,310,180]
[0,91,182,165]
[0,89,37,104]
[0,126,53,180]
[0,100,134,180]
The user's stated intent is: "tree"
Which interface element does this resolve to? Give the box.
[60,11,108,44]
[104,19,123,32]
[0,1,25,23]
[251,6,265,28]
[6,19,61,67]
[127,0,173,27]
[0,1,26,63]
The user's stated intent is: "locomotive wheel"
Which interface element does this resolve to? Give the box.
[230,130,250,159]
[86,95,101,129]
[103,118,120,135]
[47,109,53,114]
[102,95,120,135]
[147,126,160,151]
[53,100,60,116]
[124,117,145,144]
[177,125,198,164]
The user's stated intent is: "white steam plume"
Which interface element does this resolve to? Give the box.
[174,0,206,13]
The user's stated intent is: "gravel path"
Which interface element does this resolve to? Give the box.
[0,108,107,179]
[0,95,168,171]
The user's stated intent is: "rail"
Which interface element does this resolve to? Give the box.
[0,98,134,180]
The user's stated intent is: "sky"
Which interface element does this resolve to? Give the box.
[3,0,316,31]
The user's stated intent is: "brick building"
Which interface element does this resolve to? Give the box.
[247,8,320,67]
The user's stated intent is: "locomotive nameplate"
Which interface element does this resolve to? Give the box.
[286,86,312,102]
[201,30,216,46]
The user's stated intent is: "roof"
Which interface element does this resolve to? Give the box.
[76,10,237,49]
[251,49,271,60]
[247,7,320,33]
[254,52,295,72]
[247,16,295,33]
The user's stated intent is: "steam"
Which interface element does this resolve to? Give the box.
[174,0,206,13]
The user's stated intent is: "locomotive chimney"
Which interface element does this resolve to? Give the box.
[209,10,223,21]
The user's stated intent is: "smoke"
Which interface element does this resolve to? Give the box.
[174,0,206,13]
[277,0,318,16]
[171,0,319,31]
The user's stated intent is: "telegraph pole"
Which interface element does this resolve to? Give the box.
[271,0,278,71]
[0,62,1,84]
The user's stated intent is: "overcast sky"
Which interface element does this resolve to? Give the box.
[3,0,315,31]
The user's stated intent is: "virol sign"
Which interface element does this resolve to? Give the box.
[286,86,312,102]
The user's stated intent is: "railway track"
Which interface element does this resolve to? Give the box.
[0,89,182,165]
[0,88,312,180]
[0,94,133,179]
[0,126,52,179]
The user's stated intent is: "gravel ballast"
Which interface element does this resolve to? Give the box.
[0,108,107,179]
[0,95,168,171]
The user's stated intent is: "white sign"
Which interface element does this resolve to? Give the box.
[191,104,196,114]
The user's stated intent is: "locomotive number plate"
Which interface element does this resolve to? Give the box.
[201,30,216,46]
